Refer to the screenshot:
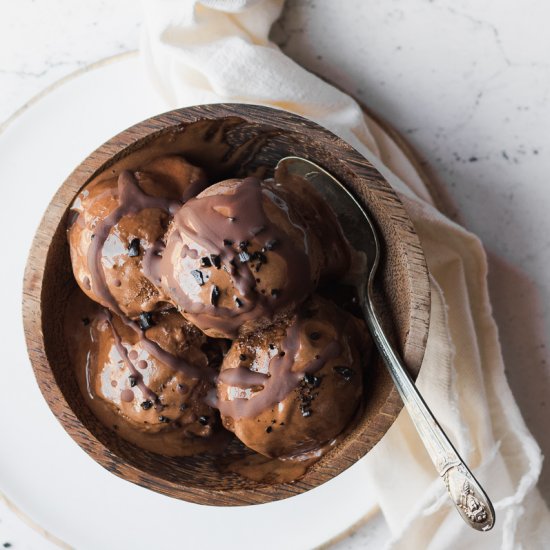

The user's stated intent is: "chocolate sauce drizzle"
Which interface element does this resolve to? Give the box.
[101,310,158,403]
[153,177,312,338]
[86,170,179,316]
[217,316,342,420]
[83,170,214,382]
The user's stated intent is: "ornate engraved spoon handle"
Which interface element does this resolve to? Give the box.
[363,290,495,531]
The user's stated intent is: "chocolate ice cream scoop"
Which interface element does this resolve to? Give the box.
[152,175,349,339]
[66,292,226,456]
[67,155,207,318]
[216,295,370,459]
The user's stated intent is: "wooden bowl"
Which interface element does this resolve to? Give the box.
[22,104,430,505]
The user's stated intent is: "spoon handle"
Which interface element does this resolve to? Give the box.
[364,295,495,532]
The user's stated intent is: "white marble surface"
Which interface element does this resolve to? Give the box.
[1,0,549,548]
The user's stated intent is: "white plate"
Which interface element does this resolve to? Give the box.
[0,54,384,549]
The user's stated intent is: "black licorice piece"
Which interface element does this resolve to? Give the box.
[198,415,209,425]
[238,251,251,263]
[234,296,243,308]
[158,415,171,423]
[333,366,354,381]
[128,238,141,257]
[191,269,205,286]
[210,254,221,269]
[210,285,220,306]
[141,400,153,410]
[128,375,137,387]
[252,251,267,264]
[304,373,321,387]
[139,312,154,330]
[200,256,212,268]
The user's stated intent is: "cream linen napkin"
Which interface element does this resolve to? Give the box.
[140,1,550,547]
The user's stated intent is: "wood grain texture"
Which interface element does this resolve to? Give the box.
[22,104,430,506]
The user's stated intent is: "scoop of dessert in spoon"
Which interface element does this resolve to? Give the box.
[276,156,495,532]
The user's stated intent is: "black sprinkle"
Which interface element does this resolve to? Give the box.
[309,331,321,341]
[200,256,212,268]
[180,403,187,412]
[234,296,243,308]
[128,375,137,387]
[228,217,236,223]
[3,544,12,548]
[269,344,275,350]
[469,156,478,162]
[265,239,277,250]
[271,288,281,298]
[239,240,249,250]
[333,366,354,381]
[82,317,90,326]
[198,415,209,425]
[265,426,273,433]
[141,400,153,410]
[252,251,267,264]
[139,312,154,330]
[301,408,312,418]
[239,250,251,263]
[223,239,233,246]
[158,415,171,423]
[210,254,221,268]
[191,269,205,286]
[239,354,247,361]
[279,351,286,357]
[210,285,220,307]
[128,238,141,257]
[304,373,321,387]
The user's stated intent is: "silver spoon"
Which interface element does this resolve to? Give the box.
[276,156,495,532]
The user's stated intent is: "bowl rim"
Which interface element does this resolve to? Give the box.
[22,103,430,505]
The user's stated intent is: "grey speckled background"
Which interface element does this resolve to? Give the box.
[1,0,549,547]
